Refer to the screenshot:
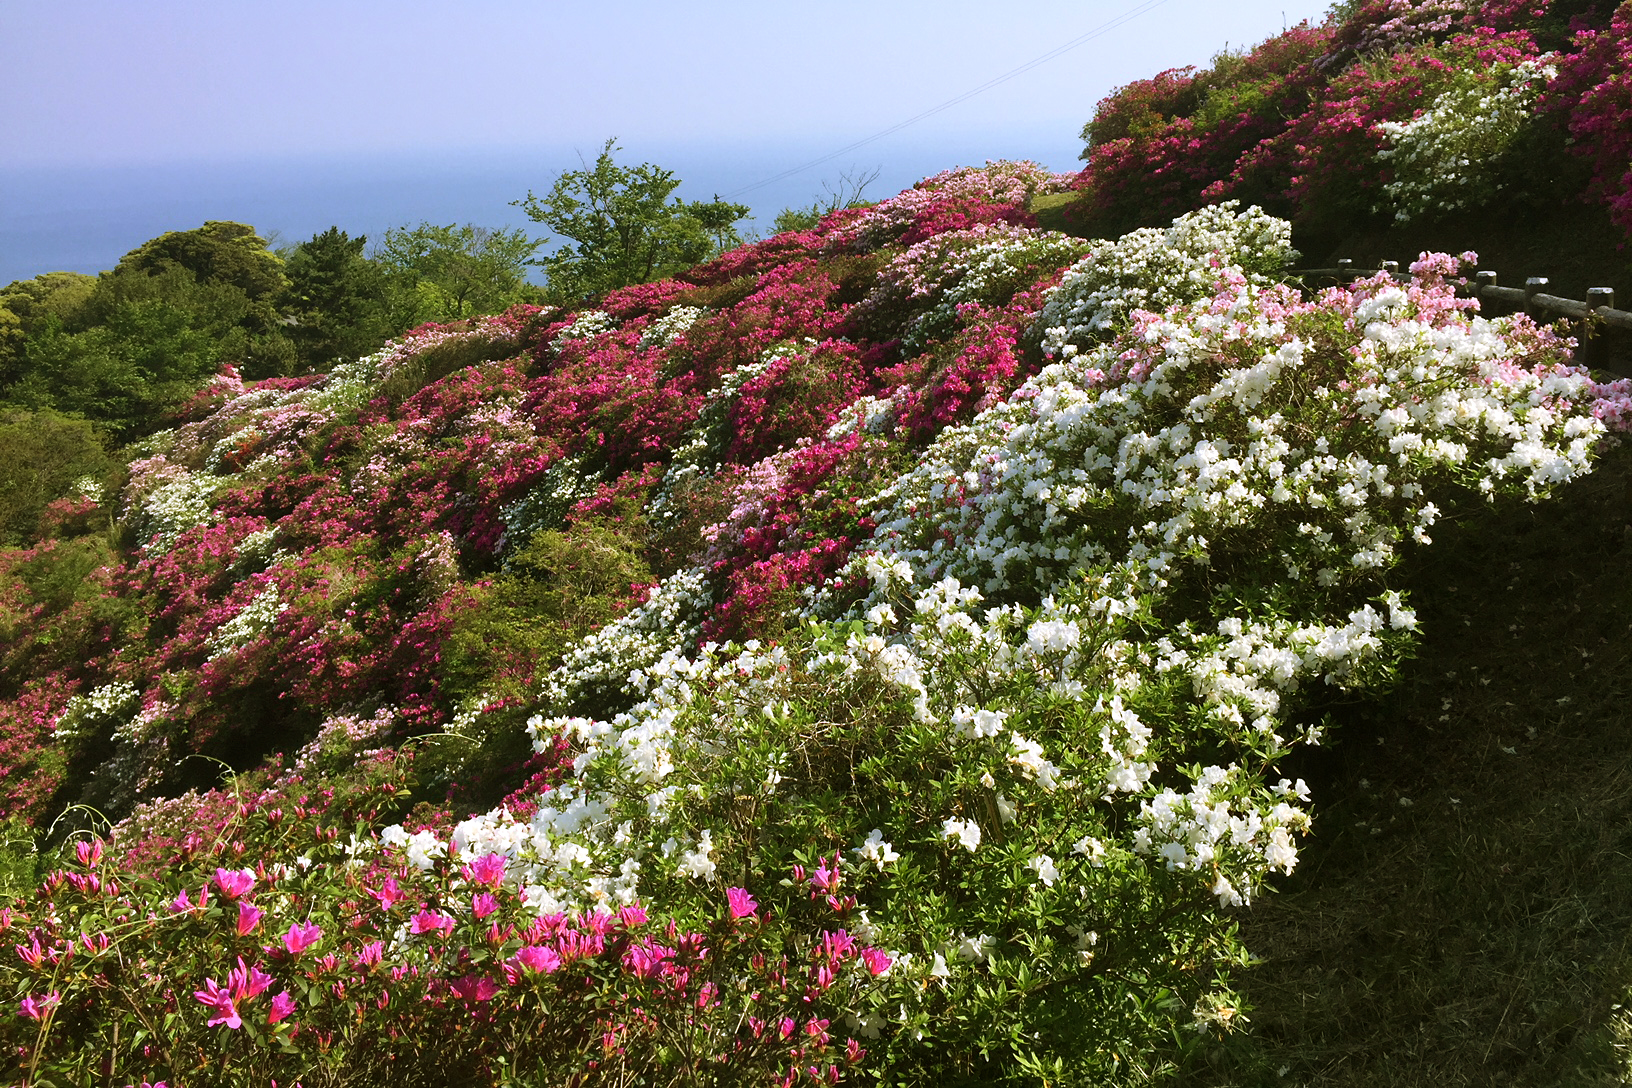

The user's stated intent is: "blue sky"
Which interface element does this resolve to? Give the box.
[0,0,1334,280]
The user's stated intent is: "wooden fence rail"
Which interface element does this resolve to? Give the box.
[1287,260,1631,373]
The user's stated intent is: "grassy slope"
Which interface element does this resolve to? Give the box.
[1180,440,1632,1086]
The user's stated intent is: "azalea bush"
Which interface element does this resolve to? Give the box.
[1072,0,1625,241]
[1,169,1627,1085]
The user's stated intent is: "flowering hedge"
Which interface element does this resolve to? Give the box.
[1,169,1627,1085]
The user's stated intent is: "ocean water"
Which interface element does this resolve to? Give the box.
[0,131,1083,285]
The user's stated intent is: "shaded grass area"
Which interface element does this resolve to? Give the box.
[1189,440,1632,1085]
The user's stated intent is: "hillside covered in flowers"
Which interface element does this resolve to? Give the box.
[7,1,1632,1085]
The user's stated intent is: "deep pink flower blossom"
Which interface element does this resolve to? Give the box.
[282,921,323,955]
[18,991,60,1020]
[236,901,262,936]
[471,892,499,919]
[213,867,256,901]
[267,990,296,1024]
[411,908,455,937]
[512,944,562,974]
[726,887,758,919]
[463,852,507,887]
[859,947,893,976]
[193,978,241,1029]
[368,876,408,910]
[450,974,499,1002]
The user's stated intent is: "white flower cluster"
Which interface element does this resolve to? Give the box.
[856,273,1599,603]
[124,465,219,555]
[550,310,617,352]
[498,456,602,548]
[52,681,140,741]
[1377,57,1557,223]
[1033,202,1296,358]
[1132,765,1310,907]
[826,392,901,440]
[540,567,714,713]
[637,305,708,350]
[206,584,288,660]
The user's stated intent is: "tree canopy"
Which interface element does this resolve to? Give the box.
[515,139,750,304]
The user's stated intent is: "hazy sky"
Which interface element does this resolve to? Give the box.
[0,0,1335,281]
[4,0,1332,167]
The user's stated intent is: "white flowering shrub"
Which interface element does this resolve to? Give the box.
[549,309,617,352]
[1034,201,1297,358]
[206,584,289,660]
[858,224,1091,352]
[1377,56,1557,223]
[637,304,708,350]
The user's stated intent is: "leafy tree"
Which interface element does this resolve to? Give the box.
[0,273,97,385]
[373,222,541,324]
[281,227,393,369]
[2,225,298,436]
[515,139,751,304]
[115,220,287,301]
[0,408,112,545]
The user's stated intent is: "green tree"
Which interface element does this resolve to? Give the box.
[514,139,751,304]
[373,222,541,325]
[2,224,299,436]
[0,408,112,545]
[281,227,393,369]
[115,220,288,301]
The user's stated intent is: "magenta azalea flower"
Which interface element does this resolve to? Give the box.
[726,887,758,919]
[235,901,262,936]
[18,990,60,1020]
[213,867,255,901]
[410,908,455,937]
[267,991,296,1024]
[471,892,499,919]
[281,921,323,956]
[450,974,499,1002]
[227,956,273,1001]
[859,947,893,976]
[463,852,507,887]
[193,978,241,1029]
[512,944,562,974]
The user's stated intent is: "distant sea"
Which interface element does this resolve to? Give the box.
[0,131,1083,285]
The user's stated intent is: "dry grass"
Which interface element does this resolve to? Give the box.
[1184,439,1632,1086]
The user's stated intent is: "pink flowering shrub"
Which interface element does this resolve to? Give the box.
[1071,1,1626,239]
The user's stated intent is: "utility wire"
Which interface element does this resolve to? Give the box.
[724,0,1172,199]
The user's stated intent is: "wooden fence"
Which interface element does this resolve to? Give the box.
[1288,260,1630,374]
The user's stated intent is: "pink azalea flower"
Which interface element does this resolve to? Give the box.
[74,839,102,867]
[410,908,455,937]
[859,947,893,976]
[227,956,273,1001]
[354,940,384,968]
[281,921,323,956]
[618,904,647,928]
[267,991,296,1024]
[511,944,562,974]
[462,852,507,887]
[236,901,263,936]
[193,978,241,1029]
[213,867,255,901]
[368,876,408,910]
[169,884,208,915]
[18,990,60,1020]
[471,892,499,919]
[449,974,499,1002]
[726,887,758,919]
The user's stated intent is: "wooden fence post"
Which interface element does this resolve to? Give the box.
[1584,287,1616,371]
[1525,277,1549,320]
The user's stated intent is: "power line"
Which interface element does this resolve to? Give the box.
[724,0,1173,200]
